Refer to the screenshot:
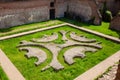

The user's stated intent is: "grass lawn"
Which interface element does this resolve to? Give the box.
[0,18,120,39]
[59,18,120,38]
[0,19,64,37]
[0,66,8,80]
[0,25,120,80]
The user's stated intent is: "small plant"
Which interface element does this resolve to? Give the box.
[105,10,112,22]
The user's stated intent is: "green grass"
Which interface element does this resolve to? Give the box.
[59,18,120,38]
[0,19,64,37]
[0,18,120,39]
[0,25,120,80]
[0,66,8,80]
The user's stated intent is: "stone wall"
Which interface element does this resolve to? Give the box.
[0,0,69,28]
[67,0,101,25]
[0,0,13,2]
[97,0,120,16]
[109,13,120,31]
[106,0,120,16]
[68,0,92,22]
[55,0,67,18]
[0,7,49,28]
[0,0,119,28]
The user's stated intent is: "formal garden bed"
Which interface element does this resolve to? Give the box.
[0,25,120,80]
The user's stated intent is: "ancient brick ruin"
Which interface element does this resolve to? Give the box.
[0,0,119,29]
[110,13,120,32]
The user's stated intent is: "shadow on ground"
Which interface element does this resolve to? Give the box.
[0,28,12,32]
[58,18,91,27]
[116,31,120,39]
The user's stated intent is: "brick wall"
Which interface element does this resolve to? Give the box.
[68,0,92,21]
[97,0,120,16]
[0,0,69,28]
[56,0,68,18]
[0,7,49,28]
[67,0,101,25]
[0,0,103,28]
[106,0,120,16]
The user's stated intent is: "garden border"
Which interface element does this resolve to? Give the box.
[0,23,120,80]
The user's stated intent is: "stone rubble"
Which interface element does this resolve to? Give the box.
[98,64,118,80]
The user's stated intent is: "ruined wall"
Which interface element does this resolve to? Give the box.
[0,7,49,28]
[109,13,120,31]
[67,0,101,25]
[0,0,50,28]
[97,0,120,16]
[0,0,119,28]
[68,0,92,21]
[0,0,14,2]
[55,0,67,18]
[0,0,68,28]
[106,0,120,16]
[0,0,103,28]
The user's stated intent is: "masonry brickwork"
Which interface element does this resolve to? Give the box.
[0,0,119,28]
[0,0,68,28]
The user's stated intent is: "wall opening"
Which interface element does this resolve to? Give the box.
[50,2,55,7]
[50,9,55,19]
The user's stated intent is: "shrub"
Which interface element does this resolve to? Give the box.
[103,10,112,22]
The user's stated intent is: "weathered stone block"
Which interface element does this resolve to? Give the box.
[109,14,120,31]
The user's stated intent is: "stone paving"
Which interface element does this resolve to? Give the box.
[19,47,47,66]
[64,47,97,65]
[32,32,58,42]
[18,31,101,71]
[70,32,96,43]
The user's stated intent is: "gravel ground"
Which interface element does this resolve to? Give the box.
[97,64,118,80]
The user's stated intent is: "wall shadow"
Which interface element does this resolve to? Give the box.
[116,31,120,39]
[58,18,91,27]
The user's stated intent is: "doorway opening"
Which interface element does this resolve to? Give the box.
[50,9,55,19]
